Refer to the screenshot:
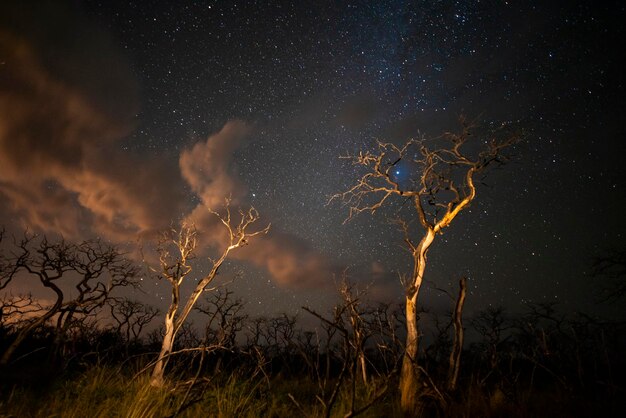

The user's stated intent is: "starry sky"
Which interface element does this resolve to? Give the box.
[0,1,624,319]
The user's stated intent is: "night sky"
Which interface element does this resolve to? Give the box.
[0,1,624,320]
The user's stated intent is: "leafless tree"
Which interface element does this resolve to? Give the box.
[0,293,45,331]
[194,288,247,351]
[447,277,467,392]
[331,119,517,415]
[428,277,468,392]
[149,201,269,387]
[174,321,201,350]
[298,277,389,418]
[0,234,140,366]
[471,306,511,380]
[592,249,626,302]
[109,297,159,345]
[363,300,405,376]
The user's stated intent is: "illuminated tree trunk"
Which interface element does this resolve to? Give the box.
[400,290,420,415]
[399,228,434,416]
[150,290,179,387]
[148,205,268,387]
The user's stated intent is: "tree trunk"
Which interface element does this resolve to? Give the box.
[447,276,467,392]
[399,229,433,416]
[358,351,368,384]
[150,311,177,387]
[400,291,422,416]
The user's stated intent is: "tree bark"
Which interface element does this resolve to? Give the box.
[150,310,177,387]
[399,228,434,416]
[151,281,180,387]
[400,291,421,416]
[447,276,467,392]
[358,351,368,384]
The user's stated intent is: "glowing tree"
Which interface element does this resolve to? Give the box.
[149,201,269,387]
[332,119,517,415]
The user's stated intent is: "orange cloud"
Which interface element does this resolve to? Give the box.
[179,124,338,289]
[0,6,337,290]
[0,21,185,241]
[179,120,250,208]
[234,231,337,289]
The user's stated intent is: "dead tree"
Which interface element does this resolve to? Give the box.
[447,276,467,392]
[471,306,511,380]
[194,289,247,350]
[331,119,517,415]
[300,305,354,418]
[0,293,45,332]
[194,289,247,373]
[592,249,626,302]
[149,202,269,387]
[109,297,160,345]
[0,234,140,366]
[339,279,369,386]
[365,301,405,378]
[299,277,389,418]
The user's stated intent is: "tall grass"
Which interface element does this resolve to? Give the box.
[3,364,608,417]
[0,365,396,418]
[1,366,171,418]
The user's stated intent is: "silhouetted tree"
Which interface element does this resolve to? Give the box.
[0,233,140,365]
[195,288,247,351]
[108,297,159,346]
[593,249,626,302]
[471,306,513,385]
[300,277,389,418]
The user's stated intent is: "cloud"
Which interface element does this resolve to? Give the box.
[0,7,186,241]
[234,231,337,289]
[0,4,337,290]
[180,123,339,289]
[179,120,250,208]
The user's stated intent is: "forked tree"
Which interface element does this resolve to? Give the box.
[301,276,390,418]
[332,119,517,415]
[149,202,269,387]
[0,234,140,366]
[108,297,160,345]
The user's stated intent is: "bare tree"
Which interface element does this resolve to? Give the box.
[364,301,405,378]
[149,202,269,387]
[0,234,140,366]
[592,249,626,302]
[195,288,247,350]
[471,306,511,379]
[109,297,159,345]
[299,277,389,418]
[447,277,467,392]
[331,119,517,415]
[0,293,45,331]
